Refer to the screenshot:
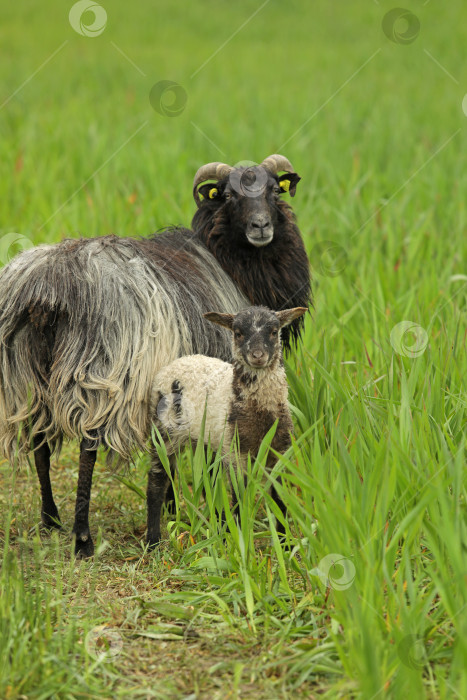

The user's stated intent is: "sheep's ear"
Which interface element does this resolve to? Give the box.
[204,312,235,330]
[276,307,307,328]
[278,173,301,197]
[197,183,220,202]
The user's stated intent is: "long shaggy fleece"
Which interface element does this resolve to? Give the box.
[0,232,247,461]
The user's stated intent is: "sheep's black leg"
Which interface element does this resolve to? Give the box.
[33,435,61,530]
[164,481,176,515]
[147,455,174,548]
[271,478,287,536]
[163,445,206,513]
[72,438,97,559]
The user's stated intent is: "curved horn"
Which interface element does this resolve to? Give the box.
[193,162,233,205]
[261,154,295,174]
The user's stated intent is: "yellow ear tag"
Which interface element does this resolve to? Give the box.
[209,188,218,199]
[279,179,290,193]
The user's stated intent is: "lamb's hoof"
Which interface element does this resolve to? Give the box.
[276,529,292,551]
[41,511,62,531]
[74,532,94,559]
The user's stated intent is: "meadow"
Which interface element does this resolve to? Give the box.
[0,0,466,697]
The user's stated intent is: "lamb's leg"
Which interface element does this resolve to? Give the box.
[271,478,287,536]
[33,434,61,530]
[224,460,246,526]
[72,437,97,559]
[147,454,174,548]
[229,479,241,518]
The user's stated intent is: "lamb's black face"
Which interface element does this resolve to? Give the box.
[204,305,308,363]
[232,307,281,368]
[197,166,300,249]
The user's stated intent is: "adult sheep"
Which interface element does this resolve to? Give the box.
[0,154,310,557]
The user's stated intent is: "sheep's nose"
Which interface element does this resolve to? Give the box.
[252,349,264,359]
[251,216,271,232]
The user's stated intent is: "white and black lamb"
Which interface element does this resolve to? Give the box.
[147,305,307,547]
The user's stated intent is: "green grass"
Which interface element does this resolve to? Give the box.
[1,0,466,697]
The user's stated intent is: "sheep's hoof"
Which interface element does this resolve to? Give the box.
[165,499,176,516]
[146,534,161,550]
[74,532,94,559]
[41,511,62,531]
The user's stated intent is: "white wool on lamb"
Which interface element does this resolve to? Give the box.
[151,355,232,448]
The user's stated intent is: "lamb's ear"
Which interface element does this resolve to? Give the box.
[276,307,307,328]
[204,312,235,330]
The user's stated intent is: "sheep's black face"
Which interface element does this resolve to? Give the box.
[224,168,279,248]
[231,307,281,368]
[197,167,300,249]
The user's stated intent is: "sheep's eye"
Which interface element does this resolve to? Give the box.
[225,192,232,200]
[271,329,278,336]
[234,330,243,339]
[273,187,281,196]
